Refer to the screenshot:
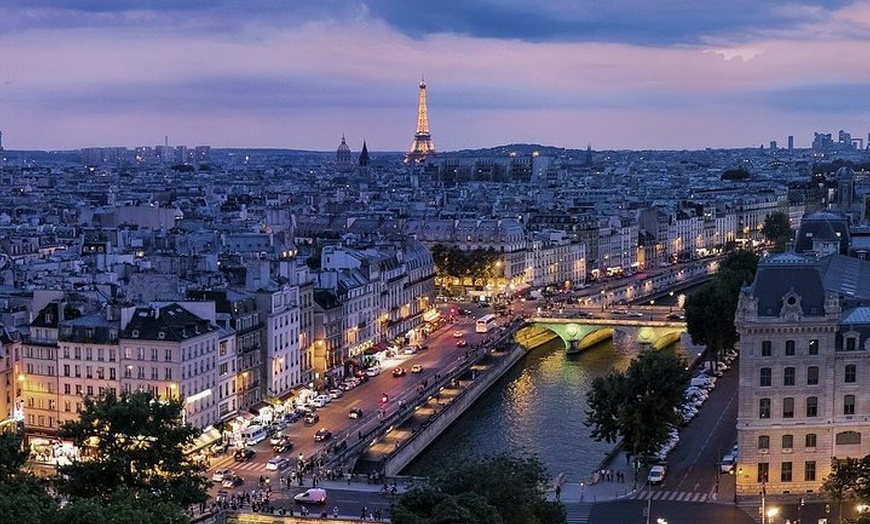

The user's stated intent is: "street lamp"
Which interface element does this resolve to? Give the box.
[668,291,674,313]
[766,506,779,524]
[650,299,655,320]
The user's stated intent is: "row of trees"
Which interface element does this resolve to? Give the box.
[430,244,504,281]
[583,251,759,467]
[0,390,206,523]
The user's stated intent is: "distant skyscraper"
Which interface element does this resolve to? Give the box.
[770,140,777,150]
[788,135,794,150]
[336,134,352,166]
[405,77,436,163]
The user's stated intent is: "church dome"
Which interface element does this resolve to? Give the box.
[336,135,352,165]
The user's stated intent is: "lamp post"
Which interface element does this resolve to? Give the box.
[650,299,655,320]
[668,291,674,313]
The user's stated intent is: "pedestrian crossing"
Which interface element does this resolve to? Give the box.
[630,489,717,503]
[565,502,593,524]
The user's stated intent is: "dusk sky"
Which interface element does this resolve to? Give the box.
[2,1,870,152]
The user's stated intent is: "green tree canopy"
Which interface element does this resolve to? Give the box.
[0,428,30,481]
[685,251,758,361]
[391,454,565,524]
[761,211,793,252]
[431,244,503,282]
[57,390,208,506]
[585,349,690,461]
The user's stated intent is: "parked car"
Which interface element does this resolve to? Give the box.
[328,388,343,399]
[348,407,364,419]
[648,465,667,485]
[266,456,291,471]
[233,448,255,462]
[294,488,328,505]
[314,428,333,442]
[403,345,419,355]
[211,468,232,483]
[666,313,685,321]
[452,330,464,338]
[270,432,288,446]
[365,367,382,377]
[411,364,423,373]
[720,453,737,474]
[304,413,320,426]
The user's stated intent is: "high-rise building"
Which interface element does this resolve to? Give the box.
[788,135,794,151]
[405,78,436,163]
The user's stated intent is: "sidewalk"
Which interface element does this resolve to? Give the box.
[545,460,640,504]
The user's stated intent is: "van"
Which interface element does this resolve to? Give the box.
[241,424,267,446]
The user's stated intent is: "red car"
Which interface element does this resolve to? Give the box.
[456,339,468,348]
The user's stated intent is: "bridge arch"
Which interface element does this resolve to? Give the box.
[525,318,687,354]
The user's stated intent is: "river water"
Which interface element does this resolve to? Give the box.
[402,332,689,483]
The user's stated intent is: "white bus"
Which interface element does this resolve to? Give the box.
[241,424,267,447]
[475,313,498,333]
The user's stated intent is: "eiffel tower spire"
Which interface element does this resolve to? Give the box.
[405,76,436,163]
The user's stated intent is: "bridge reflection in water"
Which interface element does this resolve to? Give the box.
[402,329,691,481]
[524,315,687,353]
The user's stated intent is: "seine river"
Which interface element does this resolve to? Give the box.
[403,333,690,483]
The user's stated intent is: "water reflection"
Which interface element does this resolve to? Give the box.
[402,333,686,482]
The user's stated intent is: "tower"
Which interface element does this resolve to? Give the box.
[405,77,436,163]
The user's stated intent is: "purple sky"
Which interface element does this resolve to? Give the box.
[2,1,870,151]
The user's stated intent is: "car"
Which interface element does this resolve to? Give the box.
[720,453,737,474]
[404,345,418,355]
[666,313,685,321]
[392,367,407,377]
[328,388,343,399]
[314,428,332,442]
[273,438,293,453]
[270,432,288,446]
[266,456,291,471]
[411,364,423,373]
[211,468,232,483]
[452,330,464,338]
[456,339,468,348]
[365,367,382,377]
[233,448,255,462]
[222,475,244,488]
[304,413,320,426]
[348,407,363,419]
[283,411,302,424]
[648,465,667,485]
[294,487,328,505]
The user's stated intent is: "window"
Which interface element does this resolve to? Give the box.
[783,397,795,418]
[785,340,795,356]
[836,431,861,445]
[806,397,819,417]
[759,398,771,419]
[63,384,70,395]
[63,364,70,377]
[761,340,772,357]
[847,337,857,351]
[165,349,172,362]
[845,364,857,383]
[784,367,796,386]
[806,433,817,449]
[758,463,769,483]
[845,395,856,415]
[781,462,793,482]
[805,461,816,482]
[807,366,819,386]
[782,434,794,450]
[109,368,116,380]
[809,339,819,355]
[760,368,772,387]
[758,435,770,451]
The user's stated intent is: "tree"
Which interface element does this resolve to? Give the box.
[57,390,208,506]
[685,251,758,362]
[392,454,565,524]
[822,457,861,524]
[57,489,190,524]
[761,211,792,252]
[585,349,690,462]
[0,428,30,481]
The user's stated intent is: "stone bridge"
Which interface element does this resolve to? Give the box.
[523,317,687,353]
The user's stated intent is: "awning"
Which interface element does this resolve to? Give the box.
[423,309,441,322]
[186,426,222,454]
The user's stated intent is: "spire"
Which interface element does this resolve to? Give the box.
[405,77,436,163]
[358,140,369,167]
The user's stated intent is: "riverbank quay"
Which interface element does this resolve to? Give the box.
[352,319,556,476]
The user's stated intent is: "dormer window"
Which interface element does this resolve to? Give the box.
[158,332,166,340]
[131,329,140,338]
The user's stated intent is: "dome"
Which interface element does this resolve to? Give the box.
[336,135,352,165]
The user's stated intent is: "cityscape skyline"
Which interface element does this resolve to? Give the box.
[2,1,870,151]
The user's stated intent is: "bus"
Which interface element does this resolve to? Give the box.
[475,313,498,333]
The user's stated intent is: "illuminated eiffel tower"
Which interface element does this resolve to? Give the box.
[405,77,436,163]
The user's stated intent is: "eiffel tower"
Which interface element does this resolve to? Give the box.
[405,77,436,163]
